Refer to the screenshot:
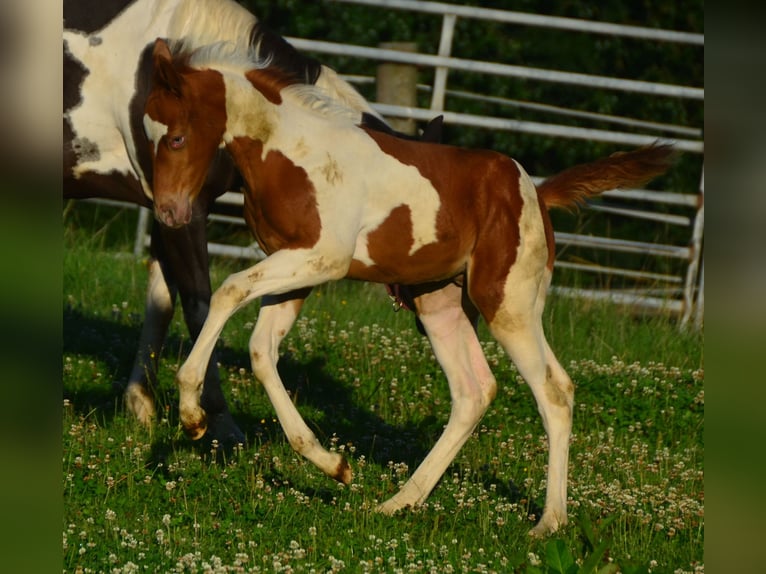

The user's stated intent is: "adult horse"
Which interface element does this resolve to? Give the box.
[63,0,382,443]
[143,40,676,536]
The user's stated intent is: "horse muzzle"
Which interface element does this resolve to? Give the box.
[154,197,193,228]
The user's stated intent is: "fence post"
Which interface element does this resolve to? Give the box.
[134,206,151,257]
[376,41,418,135]
[431,13,457,111]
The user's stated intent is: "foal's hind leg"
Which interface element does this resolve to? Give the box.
[377,282,497,514]
[486,273,574,537]
[249,289,352,484]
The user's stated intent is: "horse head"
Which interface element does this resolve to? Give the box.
[143,38,228,228]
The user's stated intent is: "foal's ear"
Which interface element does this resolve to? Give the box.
[152,38,183,97]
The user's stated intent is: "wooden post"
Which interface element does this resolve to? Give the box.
[376,42,418,135]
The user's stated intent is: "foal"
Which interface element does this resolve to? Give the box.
[144,39,675,536]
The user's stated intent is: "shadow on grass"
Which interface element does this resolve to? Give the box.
[64,305,540,512]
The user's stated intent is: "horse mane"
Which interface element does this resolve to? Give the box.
[167,0,320,85]
[166,0,369,123]
[170,40,362,125]
[167,0,257,52]
[249,22,322,85]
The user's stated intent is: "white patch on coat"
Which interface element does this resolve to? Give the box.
[143,114,168,155]
[64,0,257,200]
[216,65,443,265]
[64,0,176,198]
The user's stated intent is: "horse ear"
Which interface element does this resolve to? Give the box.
[420,115,444,144]
[152,38,183,97]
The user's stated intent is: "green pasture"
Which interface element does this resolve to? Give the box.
[63,204,703,573]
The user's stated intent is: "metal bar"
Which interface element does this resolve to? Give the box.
[427,86,703,138]
[140,231,266,261]
[554,232,692,258]
[209,213,247,225]
[369,102,704,153]
[551,286,685,312]
[585,203,691,226]
[215,191,245,205]
[431,13,457,111]
[327,0,704,45]
[207,242,267,260]
[286,37,704,100]
[693,260,704,329]
[82,197,140,210]
[554,261,683,284]
[600,188,700,207]
[681,167,705,326]
[134,206,151,257]
[341,74,702,138]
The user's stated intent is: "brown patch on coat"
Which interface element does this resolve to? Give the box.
[230,137,321,253]
[358,128,526,322]
[245,67,300,105]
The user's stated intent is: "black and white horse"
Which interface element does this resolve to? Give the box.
[64,0,381,442]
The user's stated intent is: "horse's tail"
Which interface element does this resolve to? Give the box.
[537,143,678,210]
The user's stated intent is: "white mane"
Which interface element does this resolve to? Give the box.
[182,41,271,75]
[167,0,257,52]
[282,85,363,125]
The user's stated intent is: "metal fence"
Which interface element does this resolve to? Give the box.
[122,0,703,328]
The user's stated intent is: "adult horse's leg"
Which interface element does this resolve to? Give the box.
[248,288,351,483]
[377,281,498,514]
[156,200,245,445]
[124,228,177,424]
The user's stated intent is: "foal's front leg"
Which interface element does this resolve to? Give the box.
[176,248,349,440]
[249,291,352,483]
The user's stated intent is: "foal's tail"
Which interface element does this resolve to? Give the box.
[537,143,678,210]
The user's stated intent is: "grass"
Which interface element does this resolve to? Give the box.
[63,203,703,573]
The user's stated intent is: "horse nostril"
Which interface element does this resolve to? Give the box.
[157,205,176,227]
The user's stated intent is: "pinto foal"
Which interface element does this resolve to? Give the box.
[144,39,675,536]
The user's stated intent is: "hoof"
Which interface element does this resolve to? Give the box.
[204,410,246,446]
[528,513,567,538]
[376,497,410,516]
[124,383,155,425]
[333,457,353,485]
[181,409,208,440]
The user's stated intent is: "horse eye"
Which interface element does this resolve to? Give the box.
[168,135,186,150]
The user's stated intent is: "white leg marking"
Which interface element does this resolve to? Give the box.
[125,258,175,425]
[489,274,573,537]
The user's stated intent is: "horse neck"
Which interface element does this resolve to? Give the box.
[221,68,362,166]
[222,72,282,149]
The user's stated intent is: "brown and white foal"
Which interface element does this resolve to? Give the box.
[144,39,675,536]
